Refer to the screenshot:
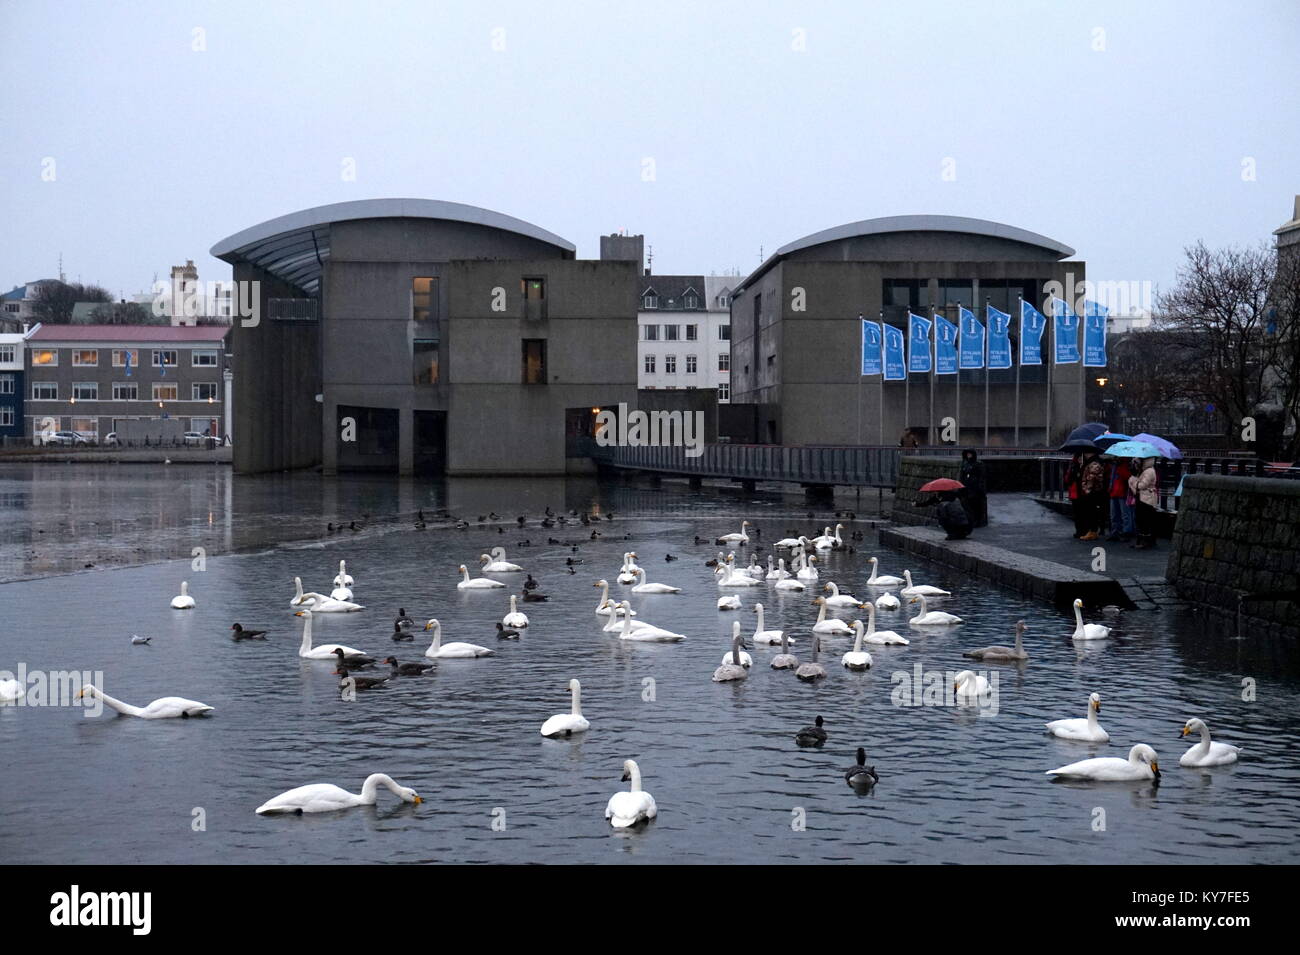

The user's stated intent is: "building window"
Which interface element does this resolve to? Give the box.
[153,382,178,401]
[31,348,58,366]
[193,382,219,401]
[523,277,546,301]
[0,408,12,427]
[0,374,12,395]
[153,349,178,368]
[522,339,547,384]
[3,303,18,313]
[190,417,217,434]
[718,295,729,308]
[767,354,776,369]
[643,292,658,309]
[72,382,98,400]
[113,382,138,401]
[717,383,730,401]
[684,293,699,309]
[664,324,680,341]
[718,324,731,341]
[718,353,730,372]
[32,382,57,400]
[112,349,139,368]
[642,325,659,341]
[72,349,99,366]
[644,354,656,374]
[686,355,697,374]
[192,349,219,367]
[412,277,437,322]
[665,354,677,374]
[685,324,698,341]
[0,345,15,363]
[71,417,97,439]
[413,338,440,385]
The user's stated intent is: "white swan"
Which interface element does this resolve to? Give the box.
[770,630,799,669]
[794,551,819,581]
[295,609,370,660]
[861,603,908,645]
[865,557,904,586]
[616,552,640,585]
[1046,692,1109,742]
[874,592,900,610]
[423,619,494,658]
[812,524,844,551]
[811,596,852,635]
[714,625,751,679]
[0,678,24,703]
[1071,598,1111,640]
[296,591,364,613]
[76,684,212,719]
[744,553,766,579]
[908,594,962,626]
[900,570,950,597]
[774,575,805,592]
[1179,717,1241,767]
[593,580,636,617]
[1047,744,1160,781]
[716,559,761,588]
[616,601,685,642]
[540,679,590,738]
[964,621,1028,661]
[457,564,505,590]
[766,556,791,580]
[822,580,864,608]
[170,581,195,610]
[774,535,808,549]
[715,520,752,545]
[717,594,741,611]
[751,602,787,645]
[329,584,354,602]
[256,773,421,814]
[841,620,874,671]
[290,576,310,608]
[480,548,523,573]
[632,567,681,594]
[606,759,657,828]
[953,669,990,699]
[502,595,530,629]
[332,560,354,587]
[795,635,828,682]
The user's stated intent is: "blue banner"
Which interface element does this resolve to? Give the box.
[1083,300,1108,367]
[883,324,906,381]
[860,319,882,376]
[986,305,1011,369]
[934,314,957,374]
[1020,299,1046,366]
[958,306,984,369]
[124,350,133,378]
[907,313,932,374]
[1052,297,1080,364]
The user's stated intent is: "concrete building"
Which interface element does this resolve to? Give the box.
[212,198,638,476]
[23,324,229,442]
[0,331,24,439]
[726,214,1089,447]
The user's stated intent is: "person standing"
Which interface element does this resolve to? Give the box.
[1077,450,1106,541]
[1064,453,1086,538]
[1106,457,1135,541]
[959,449,988,527]
[1129,456,1159,549]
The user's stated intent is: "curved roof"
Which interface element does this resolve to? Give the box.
[776,214,1074,258]
[210,198,575,294]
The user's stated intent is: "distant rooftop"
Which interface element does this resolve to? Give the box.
[27,324,229,343]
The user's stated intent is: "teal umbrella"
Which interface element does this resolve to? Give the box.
[1102,440,1162,459]
[1093,432,1133,449]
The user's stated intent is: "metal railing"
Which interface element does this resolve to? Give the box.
[590,443,909,488]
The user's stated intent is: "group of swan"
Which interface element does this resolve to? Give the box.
[292,575,363,612]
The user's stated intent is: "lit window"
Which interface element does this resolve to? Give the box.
[112,349,139,367]
[153,349,178,368]
[31,349,58,366]
[522,339,547,384]
[153,382,178,401]
[412,277,437,322]
[72,350,98,366]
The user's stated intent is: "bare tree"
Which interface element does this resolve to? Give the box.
[31,280,111,324]
[86,301,162,325]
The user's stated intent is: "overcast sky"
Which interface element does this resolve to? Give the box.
[2,0,1297,309]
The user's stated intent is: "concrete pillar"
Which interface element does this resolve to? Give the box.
[322,400,338,476]
[398,406,414,476]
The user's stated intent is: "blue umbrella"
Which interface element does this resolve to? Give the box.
[1093,431,1132,449]
[1066,423,1109,443]
[1132,432,1182,460]
[1102,440,1163,460]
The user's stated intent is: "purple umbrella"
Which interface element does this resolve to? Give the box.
[1132,432,1182,460]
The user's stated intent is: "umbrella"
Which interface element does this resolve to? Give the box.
[1093,432,1133,449]
[919,478,964,493]
[1065,423,1109,443]
[1058,438,1099,452]
[1102,440,1163,460]
[1132,432,1182,460]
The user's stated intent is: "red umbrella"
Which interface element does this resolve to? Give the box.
[919,478,964,493]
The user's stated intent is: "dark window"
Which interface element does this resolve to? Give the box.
[523,277,547,320]
[414,338,440,385]
[412,277,437,322]
[522,339,547,384]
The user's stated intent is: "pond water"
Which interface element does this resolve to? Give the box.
[1,465,1297,864]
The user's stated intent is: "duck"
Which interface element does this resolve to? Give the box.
[810,596,852,635]
[75,684,212,719]
[496,622,521,639]
[717,594,741,611]
[255,774,421,814]
[715,520,752,545]
[964,620,1028,661]
[502,595,530,629]
[423,619,495,658]
[844,747,879,788]
[480,550,523,573]
[605,759,657,828]
[822,580,865,608]
[170,581,195,610]
[592,580,636,617]
[1047,744,1160,781]
[953,670,991,700]
[333,560,354,587]
[795,635,828,682]
[1071,598,1111,641]
[230,623,268,641]
[294,609,370,660]
[765,556,791,580]
[379,656,435,676]
[841,620,874,671]
[860,603,908,645]
[615,601,686,642]
[523,574,540,592]
[394,609,415,630]
[335,668,388,691]
[865,557,904,586]
[457,564,505,590]
[770,630,799,669]
[1179,718,1241,767]
[631,568,681,594]
[900,570,950,598]
[795,715,828,747]
[522,591,550,603]
[391,621,414,641]
[713,629,750,681]
[1046,692,1108,742]
[541,679,590,738]
[331,645,373,670]
[908,595,963,626]
[751,602,787,645]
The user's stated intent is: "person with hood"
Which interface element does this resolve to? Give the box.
[1106,456,1135,542]
[1078,449,1107,541]
[916,489,972,540]
[1129,456,1159,549]
[959,448,988,527]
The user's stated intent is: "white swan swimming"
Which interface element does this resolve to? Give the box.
[744,553,766,579]
[332,560,354,587]
[256,773,421,814]
[774,534,809,549]
[717,620,753,668]
[606,759,657,828]
[908,594,962,626]
[713,625,751,680]
[717,594,741,611]
[900,570,950,598]
[593,580,636,617]
[861,603,908,645]
[540,679,590,738]
[794,551,819,581]
[616,601,685,642]
[716,559,761,588]
[0,678,24,703]
[632,567,681,594]
[812,524,844,551]
[1047,743,1159,781]
[296,590,364,613]
[423,619,494,658]
[295,609,370,660]
[76,684,212,719]
[822,580,864,608]
[616,552,640,585]
[502,595,530,629]
[964,620,1028,661]
[1071,598,1111,641]
[1179,717,1241,767]
[290,576,310,608]
[457,564,505,590]
[865,557,905,586]
[480,547,523,573]
[1046,692,1109,741]
[874,592,900,610]
[170,581,195,610]
[751,602,787,645]
[715,520,752,545]
[953,669,990,699]
[795,635,828,682]
[774,575,805,592]
[765,556,790,580]
[841,620,874,671]
[811,596,852,635]
[770,630,799,669]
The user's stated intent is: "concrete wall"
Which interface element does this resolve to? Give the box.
[1166,474,1300,638]
[635,387,719,443]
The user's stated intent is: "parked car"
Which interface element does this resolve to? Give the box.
[37,431,92,446]
[103,432,119,446]
[183,431,220,448]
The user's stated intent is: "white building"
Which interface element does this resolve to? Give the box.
[637,272,733,402]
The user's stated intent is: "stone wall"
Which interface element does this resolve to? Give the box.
[891,455,961,526]
[1166,475,1300,639]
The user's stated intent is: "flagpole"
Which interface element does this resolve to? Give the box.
[953,305,961,447]
[1015,297,1022,448]
[878,310,885,445]
[1046,298,1053,448]
[928,308,935,446]
[857,315,863,445]
[982,297,990,445]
